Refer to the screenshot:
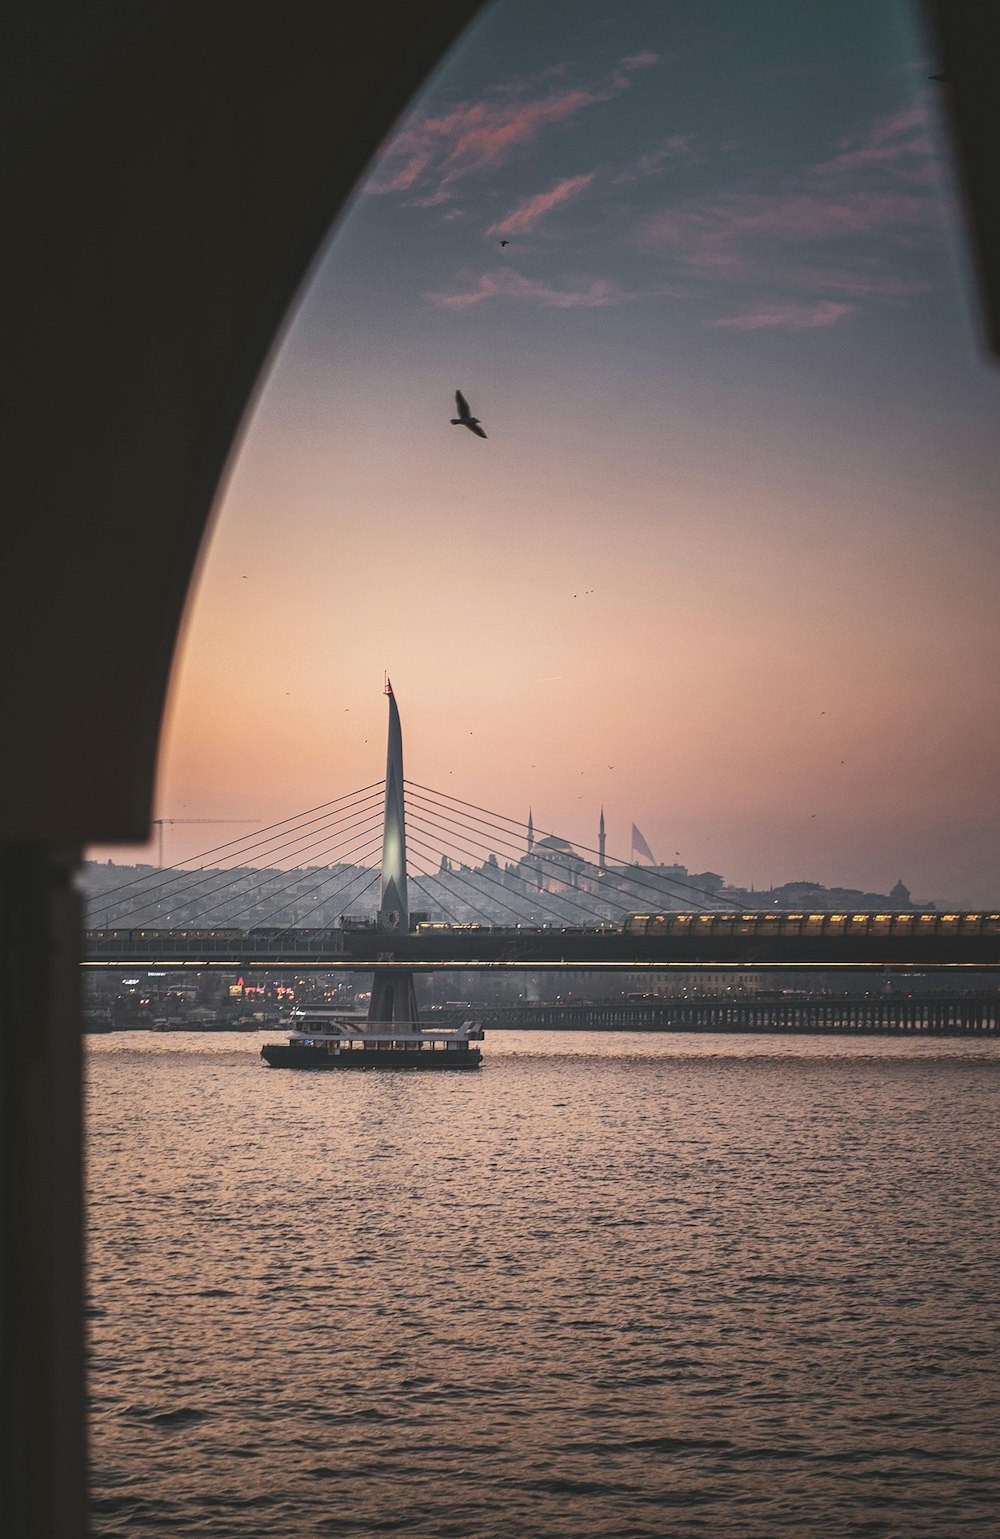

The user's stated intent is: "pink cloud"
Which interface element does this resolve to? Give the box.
[643,189,932,267]
[365,55,658,202]
[487,173,594,238]
[426,269,628,309]
[614,135,695,185]
[712,300,857,331]
[635,100,939,329]
[816,103,936,178]
[619,51,659,70]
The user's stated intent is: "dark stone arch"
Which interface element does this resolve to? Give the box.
[1,6,483,1533]
[4,0,483,842]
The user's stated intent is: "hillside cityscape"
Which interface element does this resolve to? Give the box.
[84,820,935,932]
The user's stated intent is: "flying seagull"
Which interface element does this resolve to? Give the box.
[451,390,487,439]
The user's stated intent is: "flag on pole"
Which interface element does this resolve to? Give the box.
[631,823,656,863]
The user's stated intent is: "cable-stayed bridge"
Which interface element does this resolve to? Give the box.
[83,689,1000,975]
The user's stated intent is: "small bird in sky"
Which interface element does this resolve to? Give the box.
[499,239,509,248]
[451,389,487,438]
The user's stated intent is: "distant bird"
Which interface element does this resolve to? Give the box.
[499,239,509,248]
[929,71,947,82]
[451,390,487,438]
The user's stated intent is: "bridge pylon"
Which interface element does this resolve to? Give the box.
[368,679,419,1028]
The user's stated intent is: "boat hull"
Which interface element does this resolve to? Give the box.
[261,1043,482,1071]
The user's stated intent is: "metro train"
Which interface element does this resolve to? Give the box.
[620,911,1000,939]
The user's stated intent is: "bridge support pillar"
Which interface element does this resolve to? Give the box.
[368,970,420,1028]
[0,847,86,1538]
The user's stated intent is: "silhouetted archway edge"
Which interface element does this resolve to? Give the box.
[4,0,484,844]
[2,8,484,1536]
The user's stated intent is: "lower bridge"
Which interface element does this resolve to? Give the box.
[477,995,1000,1035]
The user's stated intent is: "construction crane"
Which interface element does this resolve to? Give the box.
[151,818,259,868]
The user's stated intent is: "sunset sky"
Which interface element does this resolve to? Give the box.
[100,0,1000,905]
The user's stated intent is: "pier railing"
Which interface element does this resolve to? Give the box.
[476,996,1000,1036]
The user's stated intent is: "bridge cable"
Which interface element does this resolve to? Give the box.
[404,791,719,919]
[405,809,618,927]
[117,811,382,932]
[87,779,386,904]
[406,782,735,914]
[404,833,514,927]
[90,788,385,923]
[253,864,383,942]
[181,823,385,931]
[91,799,386,929]
[406,848,480,927]
[406,780,743,913]
[406,831,507,925]
[405,807,643,926]
[404,810,603,925]
[405,796,700,921]
[405,830,538,926]
[407,873,465,928]
[89,784,386,922]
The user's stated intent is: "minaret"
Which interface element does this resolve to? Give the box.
[369,680,418,1027]
[598,806,606,874]
[377,677,408,931]
[527,808,534,854]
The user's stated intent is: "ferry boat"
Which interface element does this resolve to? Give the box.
[260,1008,484,1070]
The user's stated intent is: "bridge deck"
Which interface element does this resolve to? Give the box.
[82,918,1000,971]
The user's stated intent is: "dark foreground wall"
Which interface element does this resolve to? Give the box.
[2,6,481,1534]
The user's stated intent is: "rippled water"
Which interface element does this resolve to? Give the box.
[87,1031,1000,1537]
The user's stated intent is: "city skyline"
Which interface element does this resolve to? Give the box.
[92,0,1000,905]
